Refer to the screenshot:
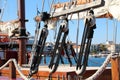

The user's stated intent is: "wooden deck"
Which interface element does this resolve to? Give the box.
[0,65,112,80]
[0,76,23,80]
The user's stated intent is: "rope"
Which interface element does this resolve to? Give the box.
[0,59,12,70]
[0,59,30,80]
[106,18,108,42]
[49,0,55,13]
[112,19,118,44]
[0,0,7,20]
[29,29,41,65]
[41,0,45,12]
[86,53,112,80]
[76,12,79,54]
[12,59,28,80]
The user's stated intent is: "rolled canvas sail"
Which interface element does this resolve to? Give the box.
[0,22,19,36]
[52,0,120,20]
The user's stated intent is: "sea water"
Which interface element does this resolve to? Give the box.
[40,56,111,67]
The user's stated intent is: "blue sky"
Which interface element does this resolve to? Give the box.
[1,0,120,44]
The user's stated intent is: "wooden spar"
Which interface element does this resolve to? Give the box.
[50,0,105,18]
[96,12,113,18]
[0,19,19,25]
[18,0,27,65]
[111,57,120,80]
[53,0,93,8]
[51,0,113,19]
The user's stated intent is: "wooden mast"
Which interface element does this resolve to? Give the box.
[18,0,26,65]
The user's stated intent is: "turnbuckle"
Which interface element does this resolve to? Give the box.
[76,9,96,75]
[29,25,48,77]
[48,18,69,75]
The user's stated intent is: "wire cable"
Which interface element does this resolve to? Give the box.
[0,0,7,21]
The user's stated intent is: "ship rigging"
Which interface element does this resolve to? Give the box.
[0,0,120,80]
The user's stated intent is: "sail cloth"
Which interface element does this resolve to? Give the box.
[52,0,120,21]
[0,21,19,37]
[47,19,57,30]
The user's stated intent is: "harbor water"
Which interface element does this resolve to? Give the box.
[40,56,111,67]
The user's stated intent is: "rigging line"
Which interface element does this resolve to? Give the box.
[76,12,79,54]
[36,2,39,15]
[54,21,59,41]
[47,0,51,12]
[106,18,108,42]
[113,19,118,44]
[41,0,45,12]
[112,19,117,44]
[68,0,73,9]
[105,11,110,42]
[35,0,41,15]
[67,34,70,42]
[28,6,41,65]
[0,0,7,21]
[49,0,55,13]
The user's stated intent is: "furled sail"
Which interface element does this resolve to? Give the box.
[0,20,19,37]
[51,0,120,20]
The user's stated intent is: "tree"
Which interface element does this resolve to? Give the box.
[91,49,97,55]
[98,44,107,52]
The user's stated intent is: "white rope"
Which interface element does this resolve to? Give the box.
[76,13,79,54]
[0,59,30,80]
[0,22,19,37]
[86,53,112,80]
[0,59,12,70]
[12,59,29,80]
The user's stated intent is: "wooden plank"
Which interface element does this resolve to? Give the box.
[53,0,93,8]
[0,67,111,80]
[111,57,120,80]
[51,0,104,18]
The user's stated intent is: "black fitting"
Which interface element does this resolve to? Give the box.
[19,19,29,22]
[19,28,28,37]
[0,9,1,13]
[40,12,50,21]
[87,24,96,39]
[89,9,94,14]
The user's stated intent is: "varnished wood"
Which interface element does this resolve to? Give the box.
[9,61,16,79]
[111,57,120,80]
[18,0,27,65]
[51,0,104,18]
[0,67,111,80]
[51,0,113,19]
[53,0,93,8]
